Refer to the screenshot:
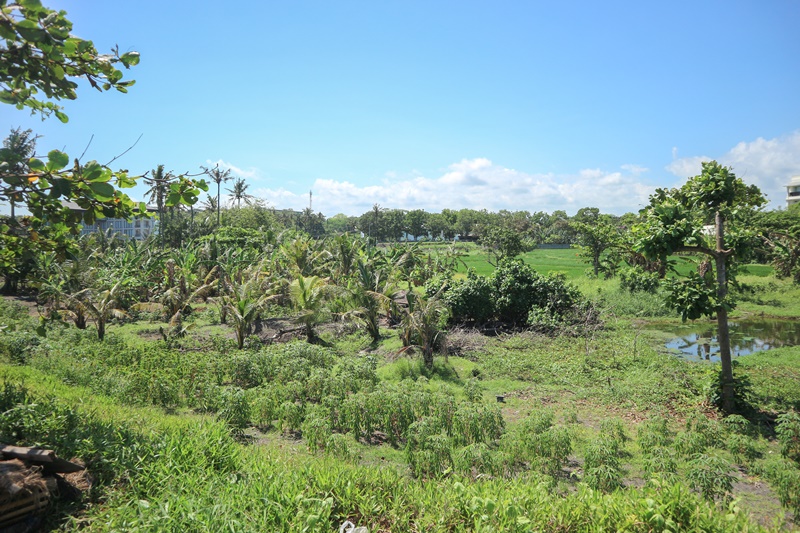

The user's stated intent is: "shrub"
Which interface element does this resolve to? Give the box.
[637,418,673,452]
[302,405,332,453]
[443,271,495,323]
[463,378,483,403]
[405,416,454,478]
[618,266,660,294]
[583,435,624,492]
[217,386,250,436]
[686,453,734,503]
[642,446,678,481]
[776,411,800,463]
[504,410,572,477]
[755,456,800,519]
[0,329,41,364]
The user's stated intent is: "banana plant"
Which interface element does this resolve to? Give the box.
[68,280,127,340]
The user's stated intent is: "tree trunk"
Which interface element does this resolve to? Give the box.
[97,319,106,341]
[715,210,734,413]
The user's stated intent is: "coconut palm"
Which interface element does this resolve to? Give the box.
[289,275,330,343]
[226,177,254,209]
[203,165,232,224]
[399,291,448,369]
[217,274,278,349]
[343,259,395,343]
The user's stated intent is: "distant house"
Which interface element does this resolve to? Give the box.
[787,176,800,208]
[62,201,157,241]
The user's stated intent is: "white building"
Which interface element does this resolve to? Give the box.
[63,201,157,241]
[787,176,800,208]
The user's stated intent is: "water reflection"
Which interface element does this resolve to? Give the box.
[663,320,800,362]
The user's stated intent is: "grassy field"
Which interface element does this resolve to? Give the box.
[2,249,800,531]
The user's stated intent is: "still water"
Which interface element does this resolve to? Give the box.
[663,320,800,362]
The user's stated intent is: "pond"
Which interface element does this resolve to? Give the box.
[662,319,800,362]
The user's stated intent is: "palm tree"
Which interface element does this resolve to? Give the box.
[344,259,395,343]
[201,194,217,213]
[203,165,232,225]
[218,274,278,349]
[289,275,330,343]
[226,177,254,208]
[399,291,447,369]
[144,165,173,223]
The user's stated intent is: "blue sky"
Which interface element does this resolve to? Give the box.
[3,0,799,216]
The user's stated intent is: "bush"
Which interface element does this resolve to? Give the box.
[618,266,660,294]
[217,386,250,436]
[405,417,454,478]
[686,453,734,503]
[443,271,495,323]
[776,411,800,463]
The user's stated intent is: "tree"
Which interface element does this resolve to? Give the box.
[404,209,428,241]
[0,127,36,218]
[0,1,140,121]
[572,218,621,277]
[0,2,206,293]
[226,177,253,208]
[479,224,530,266]
[290,275,330,343]
[399,291,447,370]
[202,165,232,225]
[633,161,765,413]
[218,273,277,349]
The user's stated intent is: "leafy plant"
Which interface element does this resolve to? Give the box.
[686,452,733,503]
[776,411,800,463]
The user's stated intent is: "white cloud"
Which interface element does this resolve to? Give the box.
[253,159,657,216]
[205,159,260,180]
[667,130,800,207]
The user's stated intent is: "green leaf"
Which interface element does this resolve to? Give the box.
[46,150,69,171]
[54,110,69,123]
[28,158,45,172]
[120,51,140,67]
[88,181,115,200]
[52,177,72,198]
[83,163,105,182]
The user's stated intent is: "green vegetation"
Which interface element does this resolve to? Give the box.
[3,2,800,530]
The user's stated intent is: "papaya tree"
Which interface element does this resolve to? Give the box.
[633,161,765,413]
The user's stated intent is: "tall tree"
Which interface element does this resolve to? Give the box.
[633,161,765,413]
[0,127,36,218]
[203,165,232,224]
[227,177,253,208]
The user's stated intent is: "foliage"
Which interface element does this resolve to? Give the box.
[776,411,800,463]
[0,1,139,120]
[0,9,207,293]
[633,161,766,413]
[571,218,621,277]
[618,266,660,294]
[399,291,448,369]
[478,224,531,265]
[686,452,734,503]
[443,270,494,324]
